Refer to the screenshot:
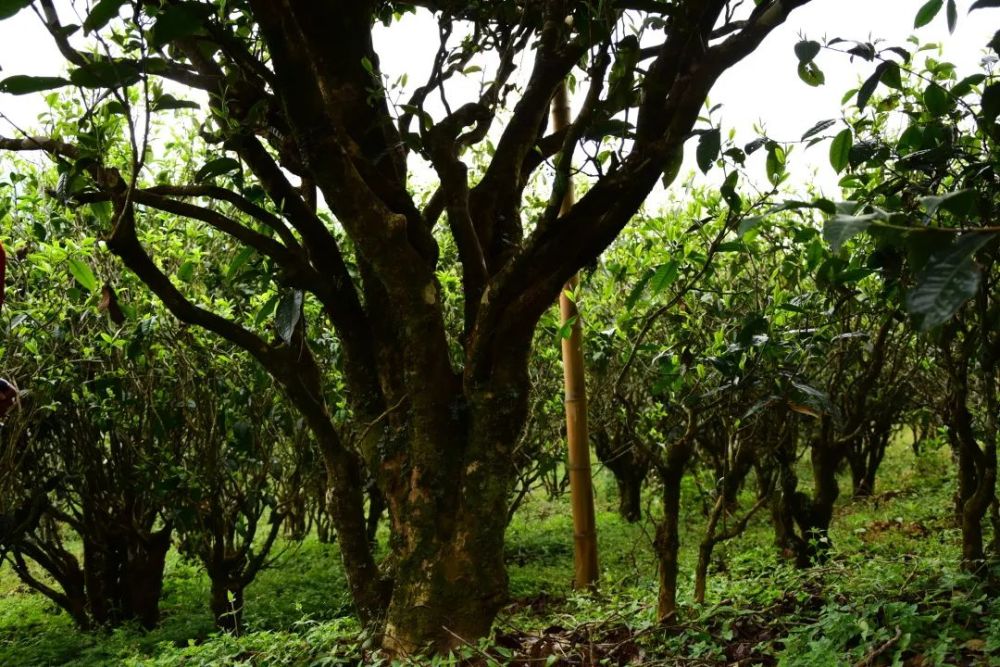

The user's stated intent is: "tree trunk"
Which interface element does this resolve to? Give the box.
[210,578,245,634]
[124,526,172,629]
[81,523,171,629]
[653,417,697,624]
[595,427,648,524]
[380,386,525,653]
[617,475,644,524]
[656,467,684,622]
[807,424,843,561]
[382,517,508,654]
[694,496,724,605]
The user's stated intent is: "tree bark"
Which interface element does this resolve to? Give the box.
[210,579,245,634]
[380,383,526,653]
[656,467,684,622]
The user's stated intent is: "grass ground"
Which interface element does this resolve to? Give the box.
[3,437,999,666]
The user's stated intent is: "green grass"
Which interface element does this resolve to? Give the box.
[3,439,999,665]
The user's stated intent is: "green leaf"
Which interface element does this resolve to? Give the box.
[737,216,764,237]
[0,75,70,95]
[151,93,200,111]
[68,257,98,292]
[557,316,577,340]
[254,294,280,327]
[720,170,742,211]
[923,83,951,116]
[84,0,128,33]
[766,144,786,186]
[829,128,853,174]
[226,246,254,280]
[696,129,720,173]
[195,157,240,182]
[982,83,1000,125]
[824,213,878,252]
[922,189,977,218]
[946,0,958,32]
[661,147,683,189]
[176,260,195,282]
[70,61,141,88]
[624,269,653,311]
[150,3,211,49]
[650,261,679,293]
[914,0,943,27]
[906,233,995,330]
[857,62,898,110]
[801,119,836,141]
[970,0,1000,10]
[0,0,33,21]
[952,73,986,97]
[797,61,825,87]
[880,62,904,90]
[275,290,303,344]
[794,40,821,63]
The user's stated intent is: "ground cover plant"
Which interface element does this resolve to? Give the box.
[1,0,1000,664]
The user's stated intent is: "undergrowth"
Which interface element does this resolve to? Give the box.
[3,438,998,666]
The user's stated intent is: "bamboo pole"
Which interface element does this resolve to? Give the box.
[551,81,599,589]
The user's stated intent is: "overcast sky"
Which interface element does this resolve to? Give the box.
[0,1,997,204]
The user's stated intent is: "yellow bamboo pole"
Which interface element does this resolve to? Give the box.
[551,81,599,589]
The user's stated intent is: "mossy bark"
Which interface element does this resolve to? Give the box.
[379,383,526,653]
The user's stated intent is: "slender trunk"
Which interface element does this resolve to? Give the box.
[318,433,391,625]
[848,453,870,498]
[617,475,644,524]
[808,424,842,560]
[694,495,725,604]
[210,578,245,634]
[553,81,599,590]
[947,339,995,574]
[654,420,695,623]
[991,498,1000,557]
[962,510,986,570]
[656,465,684,622]
[595,427,647,523]
[81,523,170,629]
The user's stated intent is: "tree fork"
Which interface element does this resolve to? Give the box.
[551,81,599,590]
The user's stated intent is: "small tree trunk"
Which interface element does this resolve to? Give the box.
[654,421,695,623]
[991,498,1000,557]
[848,453,871,498]
[595,427,647,524]
[210,579,245,634]
[962,509,986,571]
[617,475,644,524]
[124,526,172,629]
[655,469,683,622]
[694,495,725,604]
[808,429,842,560]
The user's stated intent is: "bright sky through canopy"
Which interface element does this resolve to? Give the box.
[1,1,997,201]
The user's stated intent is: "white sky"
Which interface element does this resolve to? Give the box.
[0,1,997,203]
